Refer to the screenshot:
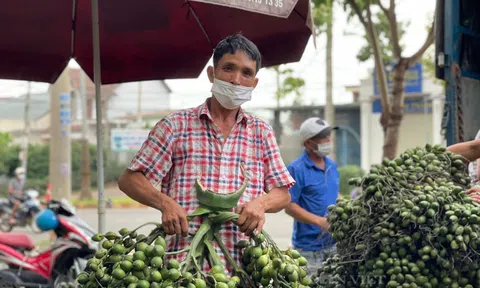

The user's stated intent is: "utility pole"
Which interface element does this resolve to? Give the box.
[22,81,31,175]
[274,68,282,145]
[103,96,111,151]
[80,70,92,200]
[49,69,72,200]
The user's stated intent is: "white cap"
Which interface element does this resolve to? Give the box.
[15,167,26,176]
[299,117,337,142]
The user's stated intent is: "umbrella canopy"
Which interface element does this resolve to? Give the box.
[1,0,313,84]
[1,0,313,234]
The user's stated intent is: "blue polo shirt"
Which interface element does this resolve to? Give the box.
[287,151,339,251]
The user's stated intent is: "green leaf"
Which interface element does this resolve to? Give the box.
[357,10,408,63]
[268,65,305,106]
[0,132,21,177]
[311,0,333,36]
[341,0,408,63]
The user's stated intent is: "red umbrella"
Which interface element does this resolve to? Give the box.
[1,0,313,84]
[1,0,313,232]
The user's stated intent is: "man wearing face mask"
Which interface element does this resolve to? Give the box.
[8,167,27,224]
[285,117,340,274]
[118,34,294,270]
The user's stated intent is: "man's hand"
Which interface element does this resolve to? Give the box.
[159,197,189,237]
[466,186,480,204]
[118,170,189,237]
[235,197,266,236]
[316,217,329,231]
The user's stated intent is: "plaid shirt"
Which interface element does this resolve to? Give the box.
[129,98,295,271]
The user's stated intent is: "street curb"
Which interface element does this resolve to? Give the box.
[73,203,149,209]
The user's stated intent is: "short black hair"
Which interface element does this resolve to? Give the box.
[213,34,262,73]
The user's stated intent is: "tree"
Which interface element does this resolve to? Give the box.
[344,0,435,159]
[421,14,445,89]
[270,65,306,107]
[355,11,408,63]
[0,132,21,177]
[312,0,335,158]
[269,65,305,145]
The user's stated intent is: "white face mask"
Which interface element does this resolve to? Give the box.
[211,78,254,110]
[314,142,332,156]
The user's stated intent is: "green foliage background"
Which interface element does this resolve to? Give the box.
[0,133,125,197]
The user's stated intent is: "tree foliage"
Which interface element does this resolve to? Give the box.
[0,132,21,177]
[270,65,306,106]
[422,46,435,76]
[356,11,408,63]
[0,135,125,194]
[338,165,365,197]
[342,0,435,159]
[312,0,332,34]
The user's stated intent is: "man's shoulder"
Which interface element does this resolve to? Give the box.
[155,105,202,129]
[165,106,200,121]
[244,112,274,132]
[9,178,24,188]
[325,157,338,169]
[287,155,307,171]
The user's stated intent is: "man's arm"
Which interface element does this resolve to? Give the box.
[237,186,290,217]
[447,139,480,162]
[118,170,188,236]
[119,118,188,236]
[283,164,330,231]
[285,203,329,230]
[258,186,291,213]
[118,170,167,212]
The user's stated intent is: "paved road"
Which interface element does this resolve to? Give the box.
[16,208,295,250]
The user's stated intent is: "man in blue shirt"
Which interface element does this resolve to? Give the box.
[286,117,340,275]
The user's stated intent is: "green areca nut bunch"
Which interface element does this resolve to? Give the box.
[77,165,310,288]
[311,144,480,288]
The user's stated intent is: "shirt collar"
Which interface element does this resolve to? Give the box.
[301,150,331,170]
[197,97,251,125]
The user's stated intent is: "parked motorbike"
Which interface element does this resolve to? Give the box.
[0,189,42,232]
[0,199,98,287]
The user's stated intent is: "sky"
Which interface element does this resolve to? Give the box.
[0,0,436,110]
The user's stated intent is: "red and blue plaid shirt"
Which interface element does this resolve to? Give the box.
[128,98,295,271]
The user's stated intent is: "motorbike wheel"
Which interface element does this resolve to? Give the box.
[0,270,21,287]
[0,213,13,232]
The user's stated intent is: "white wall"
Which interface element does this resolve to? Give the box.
[423,77,446,146]
[108,81,171,120]
[359,77,374,171]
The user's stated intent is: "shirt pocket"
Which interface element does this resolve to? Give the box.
[302,181,327,213]
[303,182,327,196]
[239,148,263,205]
